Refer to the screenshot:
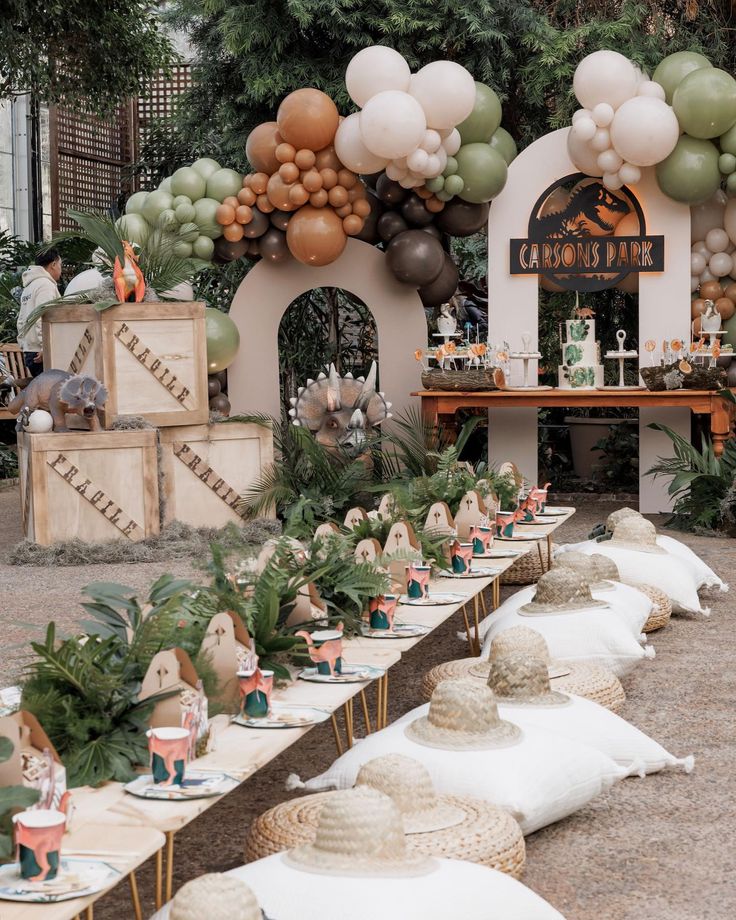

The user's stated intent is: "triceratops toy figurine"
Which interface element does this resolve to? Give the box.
[9,369,108,432]
[288,362,391,455]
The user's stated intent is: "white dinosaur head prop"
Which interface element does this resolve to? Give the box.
[288,361,392,454]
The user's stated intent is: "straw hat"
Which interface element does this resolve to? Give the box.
[470,626,571,680]
[244,756,526,877]
[608,516,666,554]
[554,551,620,590]
[170,873,262,920]
[405,679,521,750]
[488,654,569,707]
[605,506,642,534]
[285,788,435,877]
[518,568,609,615]
[633,582,673,632]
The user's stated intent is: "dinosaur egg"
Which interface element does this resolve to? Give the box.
[24,409,54,433]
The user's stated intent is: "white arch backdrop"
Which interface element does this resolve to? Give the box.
[227,238,427,423]
[487,127,692,512]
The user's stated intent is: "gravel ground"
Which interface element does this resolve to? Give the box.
[1,487,735,919]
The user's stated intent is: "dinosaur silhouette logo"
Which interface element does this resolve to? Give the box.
[531,181,631,239]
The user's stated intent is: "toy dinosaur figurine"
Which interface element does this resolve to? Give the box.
[288,362,392,455]
[574,306,595,319]
[113,241,145,303]
[9,369,108,432]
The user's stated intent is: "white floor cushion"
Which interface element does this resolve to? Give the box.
[149,853,567,920]
[293,710,629,835]
[480,606,655,678]
[655,534,728,592]
[497,694,693,775]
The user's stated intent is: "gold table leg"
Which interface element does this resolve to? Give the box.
[359,688,372,734]
[343,698,354,749]
[472,594,481,656]
[129,870,143,920]
[382,672,388,728]
[547,534,553,568]
[493,578,500,609]
[155,846,163,910]
[330,713,344,755]
[461,603,473,651]
[537,541,545,573]
[165,831,175,903]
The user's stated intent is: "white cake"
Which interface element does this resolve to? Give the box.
[558,319,603,389]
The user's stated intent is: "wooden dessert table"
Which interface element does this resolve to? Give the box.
[414,388,736,456]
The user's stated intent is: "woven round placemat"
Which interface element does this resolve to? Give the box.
[632,582,672,632]
[500,543,558,586]
[420,657,626,713]
[244,791,526,878]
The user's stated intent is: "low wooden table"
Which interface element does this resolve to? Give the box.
[414,388,736,456]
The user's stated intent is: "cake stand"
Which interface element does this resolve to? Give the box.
[506,333,552,390]
[602,330,642,390]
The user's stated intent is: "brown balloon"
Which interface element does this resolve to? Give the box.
[286,204,347,266]
[419,252,459,308]
[715,296,736,320]
[288,183,310,207]
[277,88,339,152]
[691,297,706,319]
[251,173,269,195]
[266,173,299,212]
[724,282,736,302]
[208,377,221,399]
[354,192,383,244]
[275,142,296,163]
[343,214,364,236]
[279,162,300,184]
[243,207,270,238]
[328,186,349,208]
[435,199,490,237]
[386,230,445,286]
[699,280,723,301]
[213,236,248,263]
[245,122,282,174]
[302,169,323,193]
[209,393,231,416]
[238,187,257,206]
[692,315,702,334]
[223,222,244,242]
[320,168,338,190]
[309,189,329,208]
[295,149,316,170]
[270,209,292,232]
[259,227,291,263]
[314,144,341,171]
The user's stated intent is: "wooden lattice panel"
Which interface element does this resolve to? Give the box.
[137,65,193,189]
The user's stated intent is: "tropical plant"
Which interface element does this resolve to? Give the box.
[646,422,736,532]
[0,444,18,480]
[592,421,639,492]
[0,738,40,861]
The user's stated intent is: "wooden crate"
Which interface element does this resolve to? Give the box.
[42,301,208,428]
[159,421,274,528]
[18,430,160,545]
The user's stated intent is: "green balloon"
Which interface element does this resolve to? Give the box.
[425,176,445,193]
[454,143,508,203]
[141,189,174,225]
[722,311,736,346]
[193,197,223,239]
[116,213,150,247]
[435,189,453,202]
[173,195,192,209]
[655,135,721,204]
[720,153,736,175]
[175,202,196,224]
[652,50,712,104]
[490,127,518,165]
[457,82,502,145]
[206,168,243,202]
[727,172,736,195]
[158,177,173,193]
[443,156,458,177]
[173,240,193,258]
[444,174,465,196]
[125,191,149,215]
[673,68,736,139]
[171,166,207,202]
[205,307,240,372]
[178,222,200,243]
[191,158,222,180]
[157,208,178,231]
[193,235,215,260]
[720,123,736,157]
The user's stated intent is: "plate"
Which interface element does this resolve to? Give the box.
[298,664,385,684]
[515,518,556,526]
[0,858,120,903]
[233,704,331,729]
[361,623,430,639]
[495,534,542,542]
[538,508,567,516]
[473,548,523,559]
[123,770,238,801]
[438,567,500,578]
[399,593,466,606]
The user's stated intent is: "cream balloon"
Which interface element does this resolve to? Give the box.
[566,128,604,176]
[692,194,727,243]
[690,275,700,293]
[723,197,736,246]
[590,128,611,152]
[407,148,429,173]
[441,129,462,156]
[572,117,596,142]
[24,409,54,433]
[690,251,707,274]
[573,50,639,110]
[409,61,476,129]
[609,96,679,167]
[591,102,614,127]
[699,267,717,283]
[359,90,427,159]
[385,162,408,181]
[692,241,712,258]
[162,281,195,300]
[572,108,592,124]
[346,46,411,107]
[421,129,442,153]
[334,113,390,173]
[64,268,105,296]
[603,171,624,190]
[709,251,733,277]
[597,148,623,172]
[618,162,641,185]
[705,227,729,253]
[637,80,666,101]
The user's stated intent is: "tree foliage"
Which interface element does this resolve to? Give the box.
[0,1,173,113]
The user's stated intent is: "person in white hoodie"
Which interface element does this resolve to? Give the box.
[17,248,62,377]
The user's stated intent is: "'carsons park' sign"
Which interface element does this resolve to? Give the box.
[509,175,664,292]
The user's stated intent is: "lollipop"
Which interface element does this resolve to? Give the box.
[644,339,656,365]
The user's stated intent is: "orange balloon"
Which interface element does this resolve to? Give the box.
[309,189,329,208]
[724,282,736,302]
[256,194,275,214]
[415,186,433,200]
[286,204,347,266]
[692,315,702,334]
[275,142,297,164]
[235,205,253,224]
[279,161,300,183]
[336,204,353,218]
[426,196,446,213]
[352,198,371,218]
[216,204,236,226]
[223,222,244,242]
[700,280,723,301]
[245,121,282,174]
[243,174,254,188]
[320,168,338,190]
[715,296,736,320]
[337,169,357,190]
[691,297,706,319]
[295,149,316,170]
[267,173,299,212]
[238,187,257,206]
[223,196,240,210]
[343,214,364,236]
[277,89,339,151]
[288,183,310,207]
[251,172,269,195]
[314,144,341,171]
[328,186,349,208]
[347,185,364,203]
[302,169,323,193]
